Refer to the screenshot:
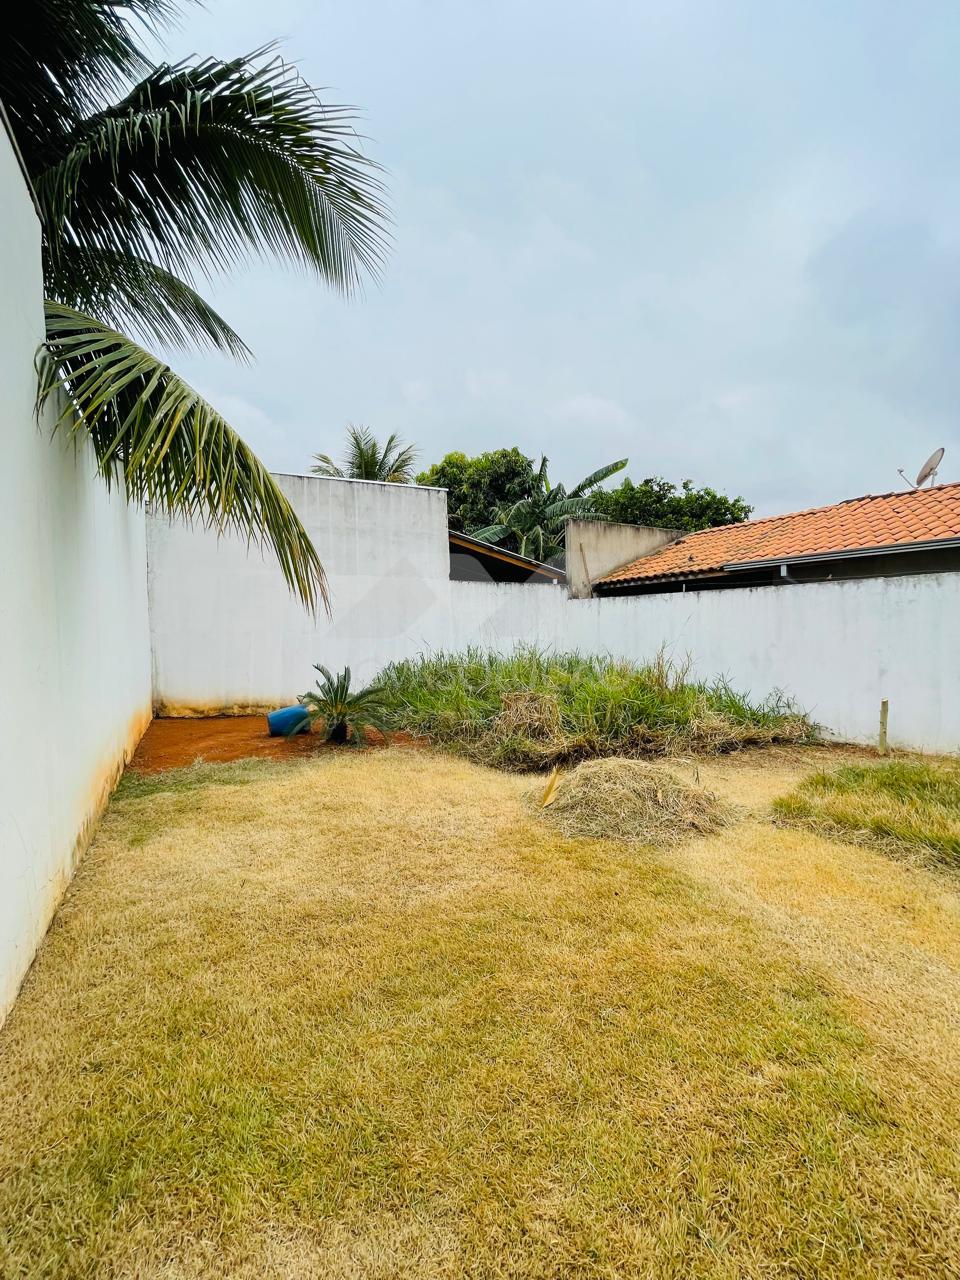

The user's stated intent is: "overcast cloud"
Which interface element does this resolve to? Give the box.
[158,0,960,514]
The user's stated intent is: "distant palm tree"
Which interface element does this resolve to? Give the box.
[312,426,418,483]
[4,0,388,613]
[474,455,627,563]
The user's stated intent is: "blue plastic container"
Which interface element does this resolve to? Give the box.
[267,704,310,737]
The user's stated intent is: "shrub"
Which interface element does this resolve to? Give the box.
[298,665,391,745]
[377,648,812,769]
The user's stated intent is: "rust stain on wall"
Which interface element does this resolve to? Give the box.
[1,702,152,1027]
[73,702,153,855]
[153,700,277,718]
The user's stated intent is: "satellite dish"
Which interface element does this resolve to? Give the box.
[898,447,945,490]
[916,446,945,487]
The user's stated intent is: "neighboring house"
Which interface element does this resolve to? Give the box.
[448,530,565,585]
[593,484,960,595]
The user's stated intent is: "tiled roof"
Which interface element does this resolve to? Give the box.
[595,482,960,587]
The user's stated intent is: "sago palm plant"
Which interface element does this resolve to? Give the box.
[3,0,389,613]
[298,665,391,745]
[311,425,418,483]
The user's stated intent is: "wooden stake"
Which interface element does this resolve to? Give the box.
[879,698,889,756]
[541,766,561,807]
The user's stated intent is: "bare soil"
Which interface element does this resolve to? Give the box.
[128,715,418,773]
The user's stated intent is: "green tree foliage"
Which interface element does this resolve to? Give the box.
[416,448,538,533]
[592,477,752,531]
[6,1,389,612]
[312,426,417,483]
[474,456,627,564]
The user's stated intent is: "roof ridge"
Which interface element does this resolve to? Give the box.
[594,479,960,586]
[679,480,960,541]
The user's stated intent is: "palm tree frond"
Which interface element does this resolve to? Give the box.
[39,302,328,613]
[545,495,604,522]
[2,0,177,167]
[471,523,511,544]
[310,453,345,478]
[381,439,419,483]
[569,458,628,497]
[38,51,389,295]
[312,663,338,687]
[344,425,380,476]
[47,245,251,358]
[313,424,416,482]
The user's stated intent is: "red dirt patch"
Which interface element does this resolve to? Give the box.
[129,716,418,774]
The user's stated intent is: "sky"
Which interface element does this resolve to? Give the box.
[157,0,960,515]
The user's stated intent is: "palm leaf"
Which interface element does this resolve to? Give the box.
[544,495,605,524]
[47,245,250,357]
[378,432,418,483]
[312,425,416,482]
[37,51,389,295]
[496,497,537,528]
[344,425,381,477]
[1,0,175,168]
[310,453,345,479]
[526,526,547,563]
[569,458,628,497]
[471,523,511,544]
[39,302,328,613]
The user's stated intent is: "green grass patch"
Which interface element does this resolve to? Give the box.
[378,647,813,769]
[114,757,277,802]
[773,759,960,868]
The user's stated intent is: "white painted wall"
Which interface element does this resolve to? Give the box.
[0,125,152,1021]
[148,475,960,754]
[446,576,960,750]
[147,474,452,708]
[564,519,682,598]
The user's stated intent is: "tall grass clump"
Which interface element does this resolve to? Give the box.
[774,759,960,869]
[377,648,812,769]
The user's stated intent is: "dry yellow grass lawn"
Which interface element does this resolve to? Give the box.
[674,748,960,1089]
[1,747,959,1278]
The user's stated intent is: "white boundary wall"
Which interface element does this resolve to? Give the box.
[147,475,453,712]
[0,126,152,1020]
[148,475,960,754]
[447,576,959,749]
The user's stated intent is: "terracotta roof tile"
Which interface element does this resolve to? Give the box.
[595,482,960,586]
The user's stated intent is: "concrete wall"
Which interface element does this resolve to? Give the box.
[147,474,452,705]
[446,576,960,751]
[565,519,683,598]
[0,125,152,1021]
[148,474,960,754]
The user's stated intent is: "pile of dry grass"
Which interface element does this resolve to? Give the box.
[534,757,729,846]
